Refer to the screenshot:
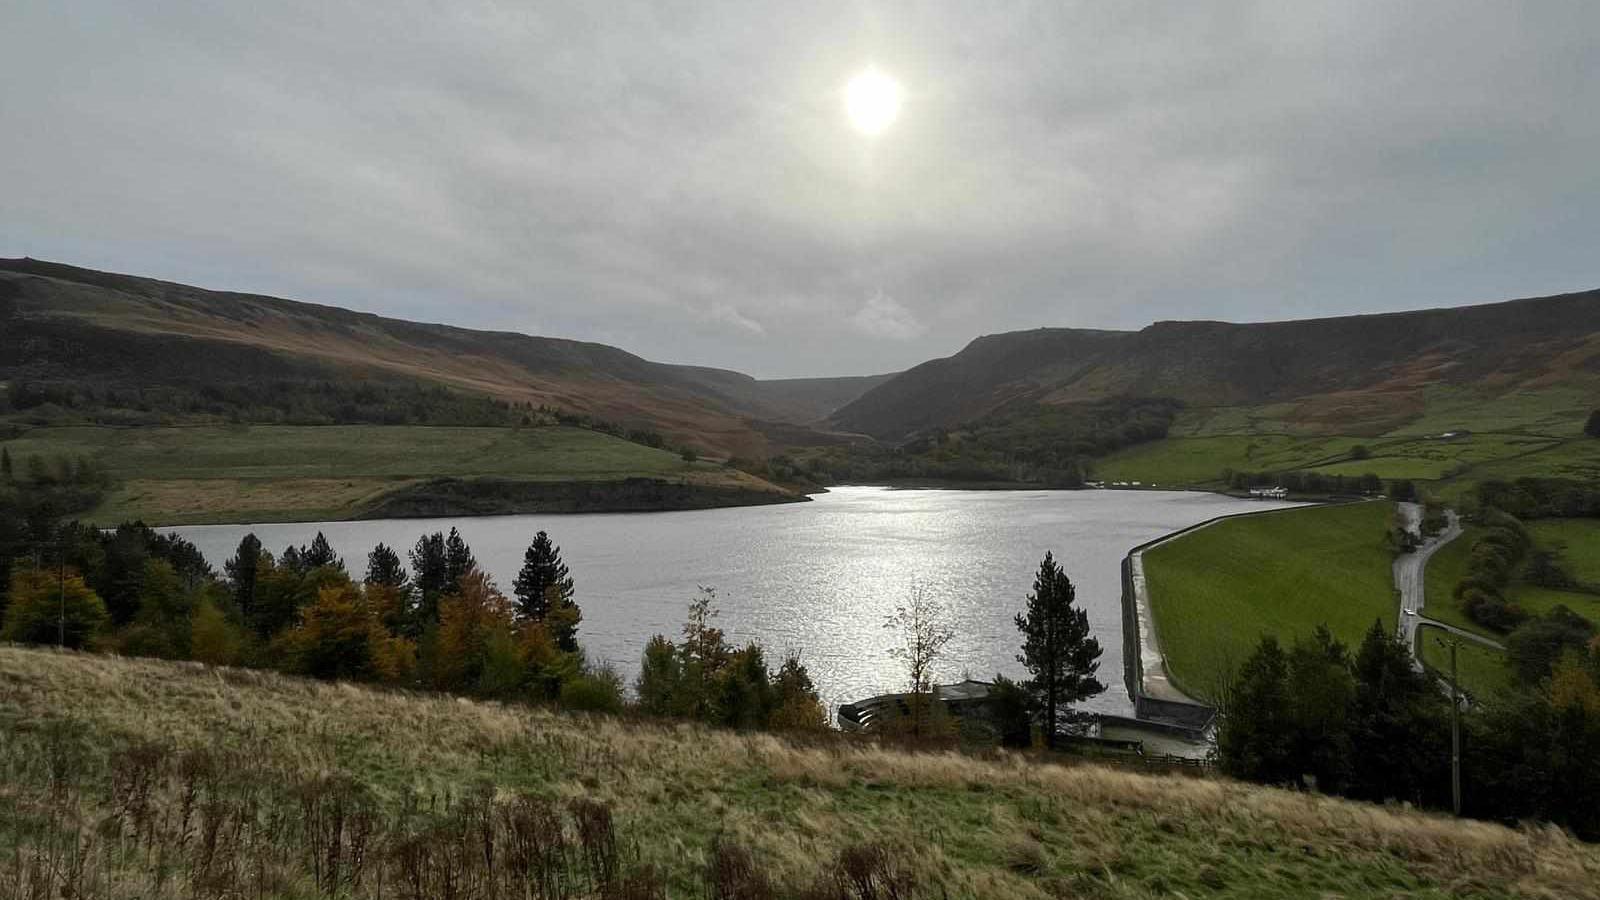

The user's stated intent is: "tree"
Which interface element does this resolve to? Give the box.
[364,543,408,588]
[302,532,343,572]
[1,566,107,649]
[768,652,828,732]
[635,634,682,716]
[1284,626,1356,792]
[678,586,732,720]
[1506,607,1596,686]
[884,583,954,727]
[190,598,243,666]
[1586,409,1600,438]
[1014,552,1104,747]
[987,674,1035,748]
[444,528,475,589]
[0,446,11,482]
[430,569,518,693]
[409,532,449,625]
[1217,635,1296,784]
[225,531,262,614]
[513,531,574,621]
[1348,620,1449,805]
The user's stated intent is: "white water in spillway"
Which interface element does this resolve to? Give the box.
[170,486,1300,716]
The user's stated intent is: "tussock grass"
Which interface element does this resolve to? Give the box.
[2,646,1597,898]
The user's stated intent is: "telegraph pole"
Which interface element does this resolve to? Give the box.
[57,554,66,649]
[1436,634,1463,816]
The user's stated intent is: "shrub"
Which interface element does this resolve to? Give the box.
[560,668,624,714]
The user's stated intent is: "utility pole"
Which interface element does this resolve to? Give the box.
[1436,634,1463,816]
[57,554,66,649]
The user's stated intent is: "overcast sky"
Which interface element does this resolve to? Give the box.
[3,2,1598,377]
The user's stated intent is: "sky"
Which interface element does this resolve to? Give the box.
[3,2,1598,378]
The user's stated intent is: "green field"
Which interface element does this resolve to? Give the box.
[1417,624,1513,699]
[1097,430,1598,499]
[1143,501,1398,699]
[1528,519,1600,583]
[5,648,1595,899]
[1095,383,1597,496]
[1424,521,1600,637]
[1092,435,1362,486]
[1,425,782,524]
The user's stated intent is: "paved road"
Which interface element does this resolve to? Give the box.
[1393,504,1506,663]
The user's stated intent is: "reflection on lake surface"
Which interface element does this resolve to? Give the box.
[171,487,1298,716]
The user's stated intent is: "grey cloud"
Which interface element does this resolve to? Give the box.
[2,1,1597,377]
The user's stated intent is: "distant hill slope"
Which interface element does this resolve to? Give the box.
[0,258,880,457]
[832,290,1600,440]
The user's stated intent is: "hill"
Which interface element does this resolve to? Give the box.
[833,290,1600,441]
[5,424,798,525]
[0,258,880,459]
[3,647,1596,898]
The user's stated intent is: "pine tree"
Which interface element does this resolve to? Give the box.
[0,446,11,482]
[443,528,475,591]
[1347,620,1448,805]
[302,532,343,572]
[365,543,408,588]
[1014,551,1104,748]
[513,531,574,621]
[224,534,263,620]
[409,532,449,625]
[1217,635,1296,783]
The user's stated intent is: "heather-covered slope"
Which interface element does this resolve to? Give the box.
[0,259,879,457]
[832,289,1600,440]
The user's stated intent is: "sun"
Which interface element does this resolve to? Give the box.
[844,68,902,136]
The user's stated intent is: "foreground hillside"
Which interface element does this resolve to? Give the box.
[0,258,877,458]
[2,648,1596,898]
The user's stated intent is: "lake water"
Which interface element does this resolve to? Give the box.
[171,486,1297,716]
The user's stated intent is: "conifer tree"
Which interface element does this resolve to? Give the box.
[1014,551,1104,748]
[302,532,343,572]
[224,533,263,619]
[513,531,574,621]
[365,543,408,588]
[444,528,475,591]
[0,446,11,482]
[1348,620,1448,805]
[409,532,449,625]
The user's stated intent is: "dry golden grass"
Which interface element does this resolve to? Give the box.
[2,646,1597,898]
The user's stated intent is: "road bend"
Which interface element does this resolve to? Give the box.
[1393,504,1506,665]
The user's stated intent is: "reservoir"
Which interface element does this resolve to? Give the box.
[171,486,1298,716]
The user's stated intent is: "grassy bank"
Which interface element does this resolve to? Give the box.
[1142,502,1397,699]
[0,425,792,524]
[3,648,1597,899]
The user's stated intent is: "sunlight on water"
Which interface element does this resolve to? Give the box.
[173,487,1299,716]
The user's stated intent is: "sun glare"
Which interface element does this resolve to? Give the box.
[844,68,902,136]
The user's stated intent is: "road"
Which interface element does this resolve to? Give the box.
[1393,504,1505,664]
